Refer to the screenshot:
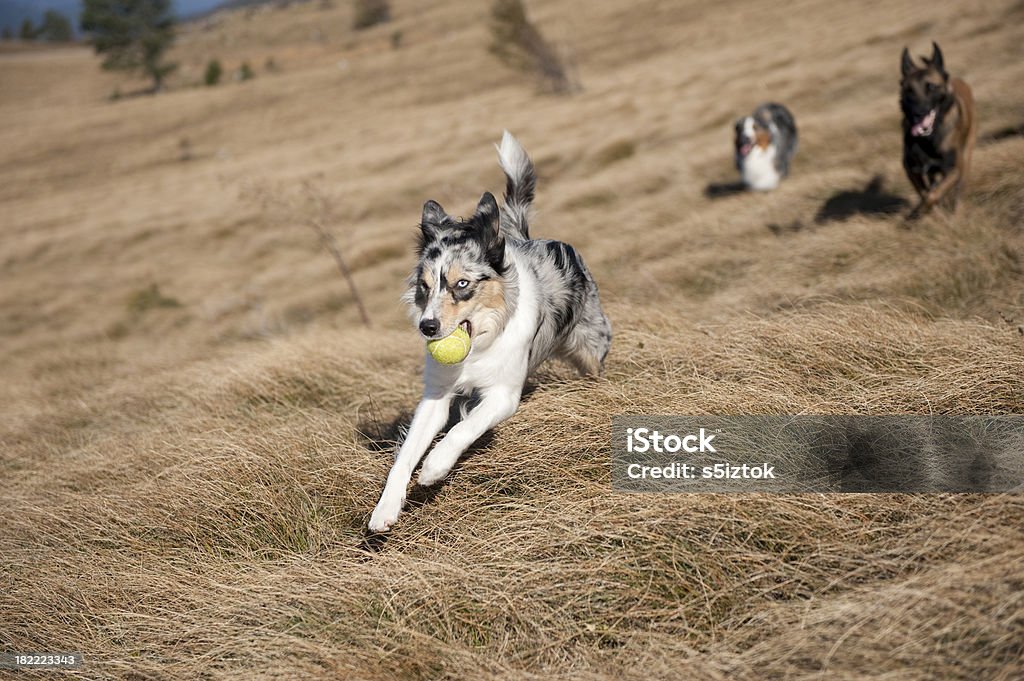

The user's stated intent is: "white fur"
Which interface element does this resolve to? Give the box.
[368,248,540,533]
[495,130,534,239]
[741,146,781,191]
[739,117,781,191]
[496,130,531,189]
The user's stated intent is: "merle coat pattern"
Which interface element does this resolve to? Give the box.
[368,132,611,533]
[734,102,799,191]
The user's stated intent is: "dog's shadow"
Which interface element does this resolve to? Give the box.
[356,383,541,552]
[703,180,748,199]
[814,175,909,224]
[980,121,1024,146]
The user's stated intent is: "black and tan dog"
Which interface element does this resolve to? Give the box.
[900,42,977,219]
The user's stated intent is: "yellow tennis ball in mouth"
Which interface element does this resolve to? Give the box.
[427,326,472,365]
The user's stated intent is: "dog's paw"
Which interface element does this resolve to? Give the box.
[368,498,402,533]
[417,460,450,487]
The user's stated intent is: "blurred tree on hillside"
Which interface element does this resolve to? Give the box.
[19,18,36,40]
[352,0,389,30]
[39,10,74,42]
[81,0,177,92]
[204,58,222,86]
[1,27,11,40]
[489,0,577,94]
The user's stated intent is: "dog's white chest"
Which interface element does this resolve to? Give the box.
[741,146,781,191]
[448,256,540,393]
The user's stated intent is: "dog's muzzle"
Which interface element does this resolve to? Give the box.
[911,109,937,137]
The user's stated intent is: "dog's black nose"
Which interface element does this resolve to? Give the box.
[419,318,440,337]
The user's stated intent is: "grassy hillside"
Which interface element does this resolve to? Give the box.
[2,0,1023,678]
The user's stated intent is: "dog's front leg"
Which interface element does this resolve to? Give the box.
[908,198,930,221]
[368,395,452,532]
[417,387,521,487]
[923,166,962,213]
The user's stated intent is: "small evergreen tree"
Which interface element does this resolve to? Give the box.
[81,0,177,92]
[19,18,36,40]
[39,10,74,42]
[204,58,222,86]
[2,27,13,41]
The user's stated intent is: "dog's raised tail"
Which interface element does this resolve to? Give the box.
[496,130,535,240]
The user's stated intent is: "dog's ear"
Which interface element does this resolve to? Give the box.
[420,200,447,243]
[472,192,505,271]
[900,47,915,78]
[734,117,750,141]
[472,192,499,233]
[422,200,447,226]
[928,41,946,77]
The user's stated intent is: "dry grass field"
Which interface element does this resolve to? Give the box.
[3,0,1024,678]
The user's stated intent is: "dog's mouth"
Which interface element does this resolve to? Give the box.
[738,141,753,157]
[422,320,472,341]
[911,109,937,137]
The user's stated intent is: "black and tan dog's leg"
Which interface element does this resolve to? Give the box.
[920,167,962,217]
[948,146,974,213]
[942,181,962,212]
[906,172,932,221]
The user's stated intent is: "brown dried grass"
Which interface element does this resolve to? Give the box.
[2,0,1024,678]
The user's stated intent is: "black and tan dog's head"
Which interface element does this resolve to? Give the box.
[405,192,511,345]
[900,42,954,138]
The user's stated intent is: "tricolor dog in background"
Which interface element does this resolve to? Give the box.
[368,131,612,533]
[900,42,977,220]
[734,103,799,191]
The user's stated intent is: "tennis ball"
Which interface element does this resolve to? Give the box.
[427,326,471,365]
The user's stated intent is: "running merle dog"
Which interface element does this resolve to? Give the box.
[368,132,612,533]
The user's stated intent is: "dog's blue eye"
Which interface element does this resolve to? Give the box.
[455,279,470,289]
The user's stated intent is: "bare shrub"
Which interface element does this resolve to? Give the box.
[489,0,578,94]
[301,184,372,327]
[242,180,371,328]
